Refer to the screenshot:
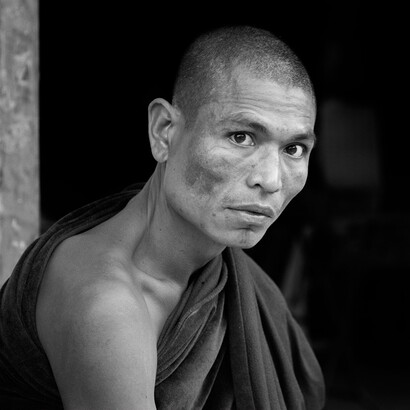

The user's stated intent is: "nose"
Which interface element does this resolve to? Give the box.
[246,148,283,193]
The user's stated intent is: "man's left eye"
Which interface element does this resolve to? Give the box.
[229,132,255,147]
[285,144,306,158]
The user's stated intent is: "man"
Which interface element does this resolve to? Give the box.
[0,25,325,409]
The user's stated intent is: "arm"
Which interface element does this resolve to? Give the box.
[39,282,158,410]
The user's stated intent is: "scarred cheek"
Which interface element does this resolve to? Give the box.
[184,149,229,196]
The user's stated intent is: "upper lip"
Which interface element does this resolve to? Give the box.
[229,204,274,218]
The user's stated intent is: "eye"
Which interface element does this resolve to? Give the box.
[284,144,306,158]
[228,132,255,147]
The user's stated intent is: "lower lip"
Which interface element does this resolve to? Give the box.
[228,209,271,225]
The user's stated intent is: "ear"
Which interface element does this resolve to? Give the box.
[147,98,180,163]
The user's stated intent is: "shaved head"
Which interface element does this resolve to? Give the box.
[172,25,315,126]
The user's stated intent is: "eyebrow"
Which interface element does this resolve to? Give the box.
[222,114,317,146]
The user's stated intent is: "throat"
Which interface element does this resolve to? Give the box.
[131,173,224,287]
[133,229,221,290]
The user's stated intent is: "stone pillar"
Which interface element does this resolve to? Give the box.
[0,0,39,286]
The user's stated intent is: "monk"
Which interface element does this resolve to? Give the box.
[0,25,325,409]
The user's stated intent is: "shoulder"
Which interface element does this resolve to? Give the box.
[36,234,157,409]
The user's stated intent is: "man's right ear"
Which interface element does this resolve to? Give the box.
[147,98,180,163]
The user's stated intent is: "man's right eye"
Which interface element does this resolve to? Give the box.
[228,132,255,147]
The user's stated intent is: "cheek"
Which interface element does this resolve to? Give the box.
[184,146,230,196]
[295,168,308,188]
[286,167,308,198]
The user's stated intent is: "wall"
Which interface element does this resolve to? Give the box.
[0,0,38,285]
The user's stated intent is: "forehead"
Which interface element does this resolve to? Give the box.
[197,70,316,134]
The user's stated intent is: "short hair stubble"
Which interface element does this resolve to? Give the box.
[172,25,316,126]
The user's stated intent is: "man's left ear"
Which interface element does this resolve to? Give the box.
[148,98,180,163]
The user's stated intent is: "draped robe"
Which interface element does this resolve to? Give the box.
[0,187,325,409]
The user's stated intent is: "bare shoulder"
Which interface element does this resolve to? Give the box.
[36,234,157,410]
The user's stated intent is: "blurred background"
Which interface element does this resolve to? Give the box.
[8,1,410,409]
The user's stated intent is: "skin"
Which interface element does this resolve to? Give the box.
[35,67,316,410]
[158,68,316,253]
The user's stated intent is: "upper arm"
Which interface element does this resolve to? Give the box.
[41,283,157,410]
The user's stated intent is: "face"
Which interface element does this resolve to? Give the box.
[163,70,316,249]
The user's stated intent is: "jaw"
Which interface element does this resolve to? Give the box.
[198,214,272,250]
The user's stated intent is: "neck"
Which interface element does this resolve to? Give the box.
[130,165,225,288]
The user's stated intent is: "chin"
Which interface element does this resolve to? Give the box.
[214,227,266,249]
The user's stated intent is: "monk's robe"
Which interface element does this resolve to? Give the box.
[0,186,325,409]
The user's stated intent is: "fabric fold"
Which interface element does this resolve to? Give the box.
[156,255,228,382]
[154,255,229,409]
[225,247,325,410]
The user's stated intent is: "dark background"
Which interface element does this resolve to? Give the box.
[39,3,409,408]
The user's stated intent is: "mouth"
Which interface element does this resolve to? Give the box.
[227,204,274,219]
